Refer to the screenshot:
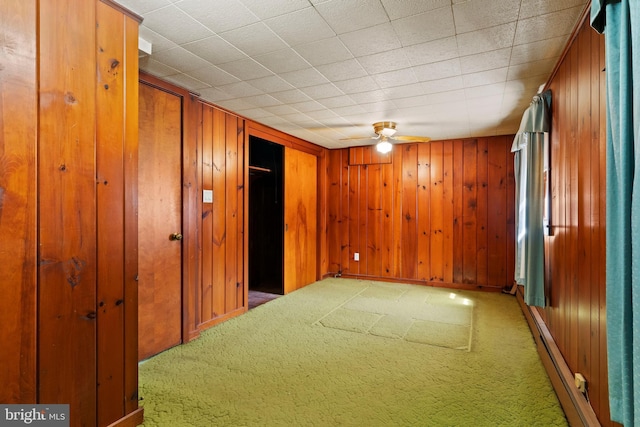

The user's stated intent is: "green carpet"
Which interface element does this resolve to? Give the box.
[139,278,567,426]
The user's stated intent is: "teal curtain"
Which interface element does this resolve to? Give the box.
[512,92,550,307]
[591,1,639,425]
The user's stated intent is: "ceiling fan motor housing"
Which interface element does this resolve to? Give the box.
[373,121,397,137]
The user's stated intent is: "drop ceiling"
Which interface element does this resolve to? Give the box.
[118,0,589,149]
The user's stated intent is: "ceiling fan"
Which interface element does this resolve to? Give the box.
[339,121,431,153]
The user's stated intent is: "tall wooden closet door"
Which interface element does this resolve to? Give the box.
[284,148,317,293]
[138,83,182,360]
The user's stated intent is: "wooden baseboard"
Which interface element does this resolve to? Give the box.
[324,273,505,292]
[106,408,144,427]
[516,286,601,427]
[197,307,245,332]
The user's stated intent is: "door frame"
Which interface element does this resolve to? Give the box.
[246,121,327,294]
[139,72,200,343]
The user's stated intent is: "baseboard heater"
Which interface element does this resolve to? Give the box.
[515,286,601,427]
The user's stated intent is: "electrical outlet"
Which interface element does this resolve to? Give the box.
[354,252,359,261]
[575,373,587,394]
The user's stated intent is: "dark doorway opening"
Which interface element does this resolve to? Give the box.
[249,136,284,297]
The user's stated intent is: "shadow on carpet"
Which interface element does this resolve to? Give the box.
[139,278,567,427]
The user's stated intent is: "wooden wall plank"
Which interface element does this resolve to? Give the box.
[452,140,464,284]
[236,117,245,309]
[442,141,454,283]
[122,12,140,415]
[327,150,342,273]
[462,139,478,284]
[430,141,444,282]
[367,165,382,277]
[476,138,489,288]
[401,145,418,279]
[0,0,38,404]
[96,3,125,423]
[381,160,394,277]
[340,151,351,272]
[417,143,431,281]
[38,1,97,424]
[348,160,360,274]
[487,138,507,288]
[225,114,239,312]
[201,105,214,320]
[211,108,227,320]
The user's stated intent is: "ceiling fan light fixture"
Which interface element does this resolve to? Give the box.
[376,140,392,154]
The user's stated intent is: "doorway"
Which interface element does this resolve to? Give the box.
[249,136,284,296]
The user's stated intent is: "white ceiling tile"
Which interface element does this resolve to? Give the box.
[464,82,506,99]
[316,59,368,81]
[357,49,411,74]
[246,75,294,92]
[510,37,565,65]
[392,7,455,47]
[357,100,398,114]
[452,0,520,34]
[315,0,390,34]
[220,23,288,56]
[233,107,272,119]
[413,58,461,82]
[339,23,402,58]
[139,57,180,77]
[332,104,367,117]
[162,73,210,91]
[177,0,259,33]
[138,26,178,54]
[239,0,310,19]
[116,0,171,15]
[266,7,336,46]
[507,58,558,80]
[182,36,247,66]
[198,87,237,102]
[270,89,312,104]
[300,83,344,100]
[459,48,512,74]
[403,37,459,66]
[456,23,516,56]
[420,76,464,94]
[263,104,299,115]
[237,94,282,107]
[216,58,273,80]
[348,90,387,104]
[462,67,508,88]
[380,0,450,20]
[333,76,379,94]
[215,98,259,112]
[151,47,212,72]
[189,66,241,87]
[291,100,328,113]
[319,95,357,109]
[279,68,330,88]
[141,5,214,45]
[217,81,263,98]
[373,68,418,88]
[514,6,584,45]
[253,49,311,74]
[303,106,340,118]
[294,37,354,66]
[519,0,588,20]
[382,83,426,99]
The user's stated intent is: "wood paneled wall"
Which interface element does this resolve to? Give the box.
[543,16,615,426]
[0,0,38,404]
[326,136,515,290]
[1,1,142,425]
[197,102,246,329]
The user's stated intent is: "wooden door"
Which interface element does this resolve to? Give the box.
[138,83,182,360]
[284,148,317,293]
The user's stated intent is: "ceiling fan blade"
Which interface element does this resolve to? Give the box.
[339,135,379,141]
[392,135,431,142]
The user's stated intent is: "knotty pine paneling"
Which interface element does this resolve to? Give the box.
[198,102,245,328]
[326,138,515,290]
[0,0,38,404]
[543,18,615,427]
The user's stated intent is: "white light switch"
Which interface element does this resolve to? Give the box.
[203,189,213,203]
[354,252,359,261]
